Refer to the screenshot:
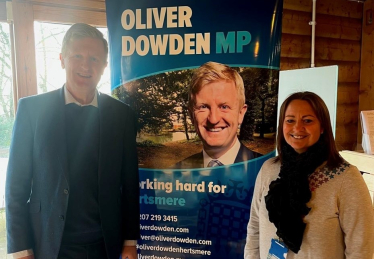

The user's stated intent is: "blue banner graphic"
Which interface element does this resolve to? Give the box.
[105,0,282,258]
[138,151,274,259]
[106,0,283,88]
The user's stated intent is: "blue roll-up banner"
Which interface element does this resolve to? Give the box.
[105,0,282,258]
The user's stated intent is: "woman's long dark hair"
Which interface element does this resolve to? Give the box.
[276,91,343,168]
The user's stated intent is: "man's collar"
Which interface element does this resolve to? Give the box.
[203,138,241,167]
[64,85,99,107]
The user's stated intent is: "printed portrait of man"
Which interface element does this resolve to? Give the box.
[171,62,261,169]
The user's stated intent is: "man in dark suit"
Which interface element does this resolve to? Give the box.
[172,62,261,169]
[5,23,139,259]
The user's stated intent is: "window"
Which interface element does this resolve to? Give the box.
[34,22,111,95]
[0,21,14,257]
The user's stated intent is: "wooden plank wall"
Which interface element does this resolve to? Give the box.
[281,0,364,151]
[29,0,107,26]
[360,0,374,146]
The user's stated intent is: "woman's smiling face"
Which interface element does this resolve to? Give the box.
[283,99,323,154]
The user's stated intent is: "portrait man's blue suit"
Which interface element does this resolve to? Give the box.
[5,87,140,259]
[171,143,261,169]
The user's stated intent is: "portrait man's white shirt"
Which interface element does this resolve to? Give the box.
[203,138,241,167]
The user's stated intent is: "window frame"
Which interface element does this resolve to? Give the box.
[6,0,107,110]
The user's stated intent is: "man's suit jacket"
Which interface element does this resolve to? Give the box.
[5,87,140,259]
[171,143,261,169]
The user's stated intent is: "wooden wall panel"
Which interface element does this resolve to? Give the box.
[33,5,106,26]
[336,103,359,149]
[316,1,362,19]
[27,0,105,11]
[336,104,359,125]
[316,14,361,41]
[338,82,360,105]
[282,9,311,36]
[281,34,311,59]
[315,38,361,62]
[281,0,364,150]
[12,1,38,105]
[282,10,361,40]
[359,0,374,145]
[334,62,360,83]
[280,57,311,70]
[284,0,362,18]
[283,0,312,13]
[281,35,361,62]
[281,60,360,84]
[336,123,359,150]
[336,82,360,150]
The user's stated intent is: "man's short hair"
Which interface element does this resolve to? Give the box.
[188,62,245,115]
[61,23,108,61]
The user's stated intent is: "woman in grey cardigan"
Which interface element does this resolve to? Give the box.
[245,91,374,259]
